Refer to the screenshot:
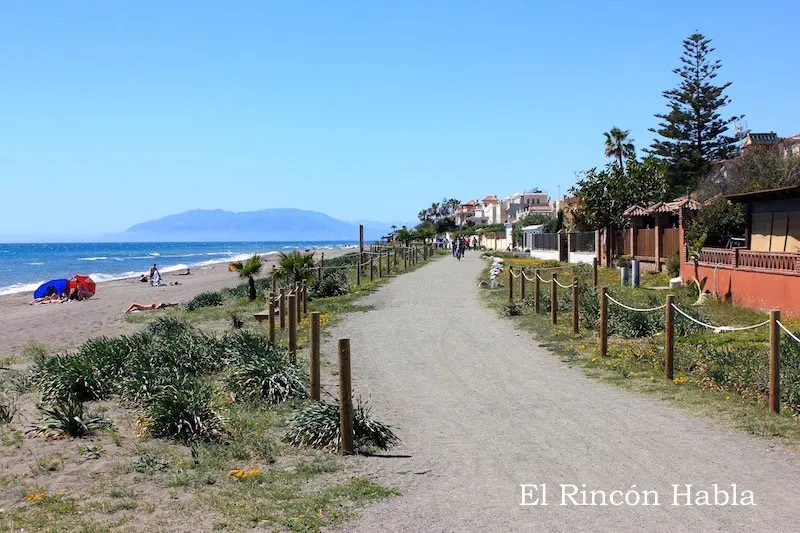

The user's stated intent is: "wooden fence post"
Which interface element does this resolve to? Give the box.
[599,287,608,357]
[508,268,514,302]
[520,270,526,301]
[379,253,383,278]
[271,265,277,293]
[404,248,408,269]
[302,280,308,316]
[534,269,541,314]
[665,294,674,380]
[268,292,276,343]
[369,256,374,282]
[279,288,286,330]
[770,309,780,414]
[551,273,558,325]
[387,250,391,275]
[394,249,398,270]
[592,258,598,287]
[338,339,354,455]
[310,312,321,401]
[572,280,579,334]
[288,294,297,361]
[319,253,324,283]
[295,283,302,322]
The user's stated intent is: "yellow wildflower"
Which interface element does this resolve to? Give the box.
[26,492,45,502]
[673,376,689,385]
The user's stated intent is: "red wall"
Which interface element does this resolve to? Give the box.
[681,263,800,316]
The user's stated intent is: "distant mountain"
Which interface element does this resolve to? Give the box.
[122,208,399,242]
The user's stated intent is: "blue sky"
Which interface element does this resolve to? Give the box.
[1,1,798,240]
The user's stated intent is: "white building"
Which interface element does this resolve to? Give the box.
[503,191,554,223]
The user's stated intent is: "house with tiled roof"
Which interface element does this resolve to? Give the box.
[741,132,780,154]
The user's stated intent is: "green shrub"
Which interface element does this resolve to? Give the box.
[309,269,349,298]
[667,252,681,278]
[579,284,601,329]
[502,302,523,317]
[224,331,307,403]
[284,399,398,452]
[30,398,111,438]
[185,291,224,311]
[146,377,225,443]
[36,352,111,403]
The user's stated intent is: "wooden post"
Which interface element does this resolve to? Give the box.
[404,248,408,269]
[592,258,598,287]
[302,280,308,316]
[769,309,780,414]
[379,253,383,278]
[387,250,391,275]
[279,288,286,330]
[268,292,276,343]
[572,280,579,334]
[520,269,526,300]
[310,312,321,401]
[369,256,374,282]
[534,269,541,314]
[338,339,354,455]
[288,295,297,361]
[599,287,608,357]
[319,253,324,283]
[551,273,558,325]
[394,249,398,270]
[508,268,514,302]
[665,294,674,380]
[295,283,302,322]
[271,265,277,293]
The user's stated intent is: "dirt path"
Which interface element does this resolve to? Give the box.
[321,252,800,532]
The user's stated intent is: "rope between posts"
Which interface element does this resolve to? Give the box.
[777,320,800,345]
[509,267,521,278]
[553,278,574,289]
[605,294,667,312]
[522,270,537,282]
[671,303,769,333]
[536,273,553,284]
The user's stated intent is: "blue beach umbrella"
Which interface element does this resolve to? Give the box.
[33,279,69,299]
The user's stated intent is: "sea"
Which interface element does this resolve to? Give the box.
[0,241,358,296]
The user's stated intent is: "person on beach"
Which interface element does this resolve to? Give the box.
[126,301,179,313]
[150,264,162,286]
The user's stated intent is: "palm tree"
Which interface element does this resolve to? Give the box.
[603,127,636,172]
[418,209,429,222]
[278,250,316,283]
[447,198,460,215]
[430,202,440,220]
[233,254,263,301]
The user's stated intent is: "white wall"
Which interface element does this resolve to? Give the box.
[569,252,596,265]
[530,250,559,261]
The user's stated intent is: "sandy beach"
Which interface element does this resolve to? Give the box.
[0,248,351,356]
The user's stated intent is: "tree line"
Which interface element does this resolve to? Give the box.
[570,32,799,246]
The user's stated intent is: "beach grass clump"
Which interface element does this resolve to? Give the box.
[223,330,308,403]
[310,268,349,298]
[145,316,194,337]
[185,291,225,311]
[145,377,225,443]
[0,393,17,423]
[502,301,523,317]
[284,399,398,452]
[30,398,111,438]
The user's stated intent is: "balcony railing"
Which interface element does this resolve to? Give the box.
[697,247,799,273]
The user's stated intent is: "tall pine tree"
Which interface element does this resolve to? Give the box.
[648,33,743,196]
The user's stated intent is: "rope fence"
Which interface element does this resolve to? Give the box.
[498,257,799,415]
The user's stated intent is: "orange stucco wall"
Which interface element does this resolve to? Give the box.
[681,263,800,316]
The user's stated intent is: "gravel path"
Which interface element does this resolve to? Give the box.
[322,252,800,532]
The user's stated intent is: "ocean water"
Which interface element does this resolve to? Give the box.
[0,241,357,296]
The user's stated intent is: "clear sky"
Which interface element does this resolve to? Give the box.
[1,1,798,240]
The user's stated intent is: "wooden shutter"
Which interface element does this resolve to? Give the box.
[750,212,772,251]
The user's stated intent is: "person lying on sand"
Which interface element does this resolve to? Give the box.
[174,268,191,276]
[125,302,179,313]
